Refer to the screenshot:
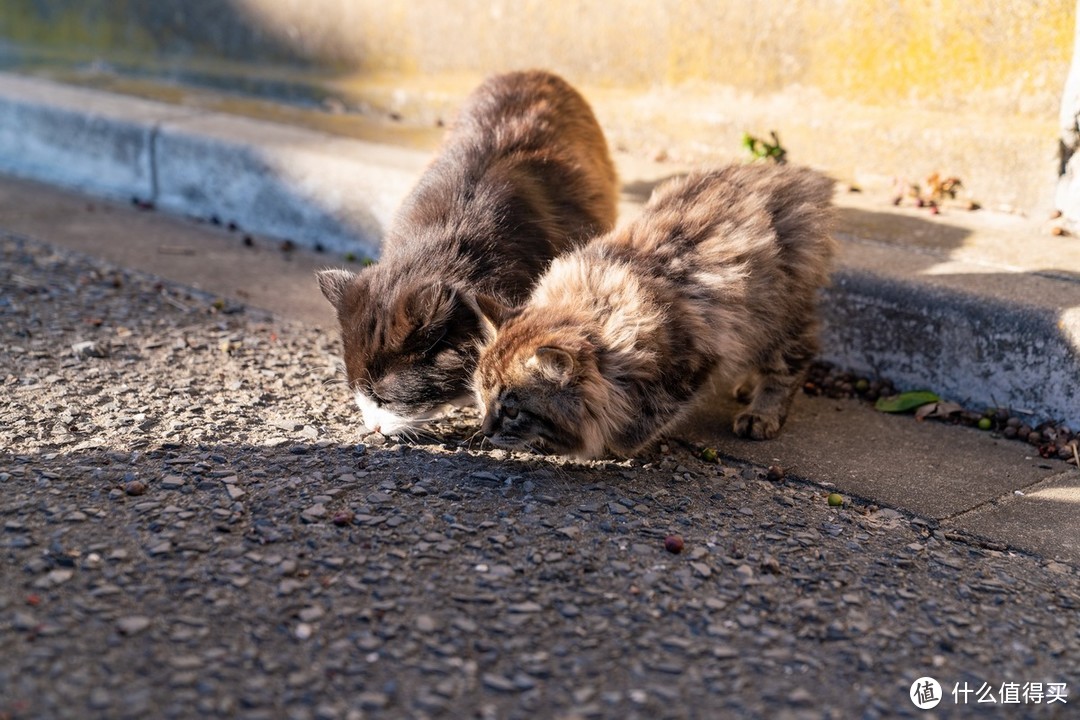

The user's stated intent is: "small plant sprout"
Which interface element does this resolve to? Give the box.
[742,131,788,164]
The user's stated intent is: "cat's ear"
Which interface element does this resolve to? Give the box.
[316,269,356,309]
[529,346,576,384]
[463,293,516,340]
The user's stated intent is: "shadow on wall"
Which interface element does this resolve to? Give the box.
[1,0,372,107]
[2,0,324,66]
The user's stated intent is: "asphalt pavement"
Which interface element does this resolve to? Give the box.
[1,174,1077,719]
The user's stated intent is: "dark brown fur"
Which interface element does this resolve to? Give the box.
[318,70,617,434]
[474,163,836,459]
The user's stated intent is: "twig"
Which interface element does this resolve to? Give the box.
[160,291,191,313]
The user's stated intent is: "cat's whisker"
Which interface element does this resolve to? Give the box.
[463,430,484,452]
[321,375,347,389]
[398,425,436,444]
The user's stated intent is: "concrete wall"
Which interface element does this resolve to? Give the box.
[3,1,1071,115]
[1059,5,1080,228]
[1,0,1076,214]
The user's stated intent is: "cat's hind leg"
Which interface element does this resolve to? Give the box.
[732,332,815,440]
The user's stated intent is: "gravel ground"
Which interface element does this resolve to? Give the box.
[2,233,1078,720]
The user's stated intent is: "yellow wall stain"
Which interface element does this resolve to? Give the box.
[801,0,1074,113]
[1,0,1074,117]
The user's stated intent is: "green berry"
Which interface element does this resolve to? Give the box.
[977,417,992,431]
[700,447,718,463]
[344,252,357,262]
[855,379,869,393]
[827,493,844,507]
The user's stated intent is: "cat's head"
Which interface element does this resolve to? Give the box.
[317,268,482,434]
[473,302,608,458]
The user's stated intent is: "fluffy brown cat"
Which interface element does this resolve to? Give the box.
[473,163,836,459]
[317,70,617,435]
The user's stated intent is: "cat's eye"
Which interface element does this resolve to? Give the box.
[502,405,519,419]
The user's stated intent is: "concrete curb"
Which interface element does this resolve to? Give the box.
[0,74,186,200]
[0,73,422,256]
[822,267,1080,426]
[2,71,1078,426]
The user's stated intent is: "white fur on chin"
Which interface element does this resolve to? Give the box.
[354,392,413,435]
[354,392,456,435]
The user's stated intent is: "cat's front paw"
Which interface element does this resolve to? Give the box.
[732,411,782,440]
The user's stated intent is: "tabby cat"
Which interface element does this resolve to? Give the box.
[318,70,617,435]
[473,163,836,459]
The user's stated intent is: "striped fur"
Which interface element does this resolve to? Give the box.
[474,163,837,459]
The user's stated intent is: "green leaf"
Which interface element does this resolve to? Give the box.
[875,391,941,413]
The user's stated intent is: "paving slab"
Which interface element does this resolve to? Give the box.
[944,470,1080,562]
[678,392,1073,521]
[822,198,1080,426]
